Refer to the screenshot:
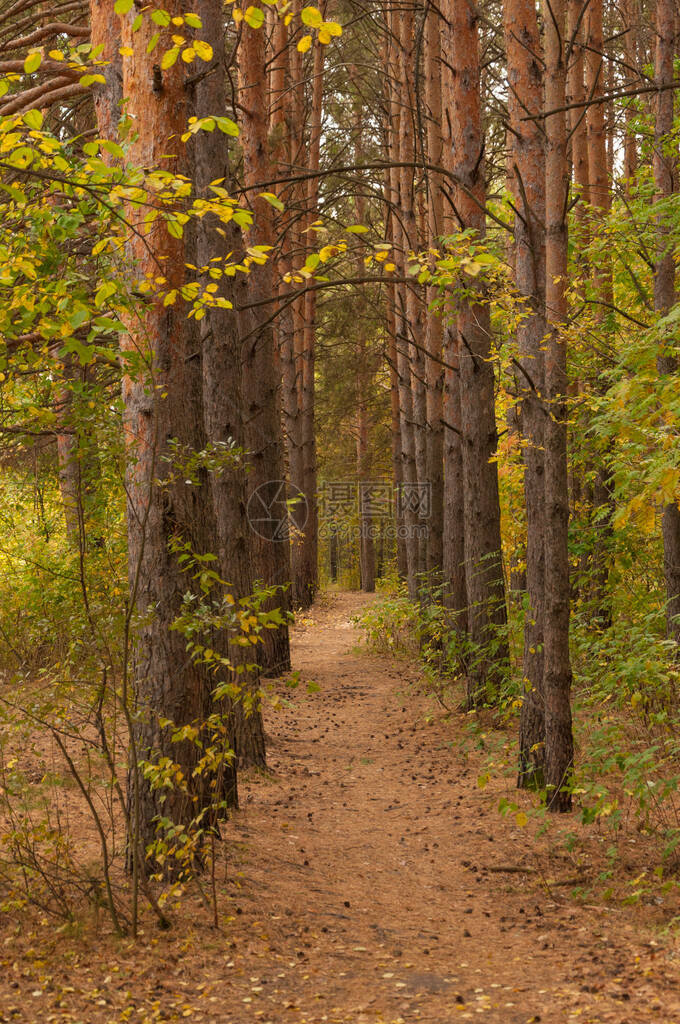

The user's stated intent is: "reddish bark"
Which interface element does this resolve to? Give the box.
[542,0,574,811]
[585,0,614,629]
[504,0,547,785]
[424,2,444,586]
[387,7,420,600]
[653,0,680,644]
[239,14,292,675]
[441,0,509,706]
[108,0,239,850]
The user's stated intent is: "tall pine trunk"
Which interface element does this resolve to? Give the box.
[442,0,509,706]
[239,14,292,676]
[654,0,680,644]
[504,0,547,785]
[424,2,445,588]
[387,8,420,599]
[542,0,574,811]
[585,0,614,628]
[191,0,266,769]
[108,0,239,852]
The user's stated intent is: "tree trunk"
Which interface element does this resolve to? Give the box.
[653,0,680,644]
[504,0,547,786]
[56,357,83,543]
[442,324,468,638]
[109,0,238,854]
[356,376,376,592]
[385,274,408,580]
[387,9,420,599]
[383,124,407,581]
[585,0,614,629]
[239,14,292,676]
[424,2,445,589]
[566,0,588,576]
[298,38,324,609]
[353,92,375,593]
[397,5,428,587]
[90,2,121,143]
[621,0,639,186]
[542,0,574,812]
[442,0,509,707]
[191,0,266,770]
[278,17,318,610]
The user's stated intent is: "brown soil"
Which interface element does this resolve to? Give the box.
[0,590,679,1023]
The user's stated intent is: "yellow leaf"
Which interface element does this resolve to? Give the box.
[515,811,528,828]
[297,34,312,53]
[300,5,323,28]
[24,51,42,74]
[161,46,180,69]
[194,40,213,61]
[244,5,265,28]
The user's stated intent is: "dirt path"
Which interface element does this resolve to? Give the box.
[1,591,679,1023]
[224,591,680,1023]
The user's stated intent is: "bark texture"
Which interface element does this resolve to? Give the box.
[191,0,266,769]
[424,2,445,587]
[239,16,292,675]
[504,0,547,785]
[542,0,574,811]
[111,0,239,854]
[653,0,680,644]
[442,0,509,706]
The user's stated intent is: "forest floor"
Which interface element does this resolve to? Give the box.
[1,590,680,1023]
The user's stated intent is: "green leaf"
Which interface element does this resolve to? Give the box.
[114,0,134,13]
[101,139,125,159]
[215,115,239,137]
[23,109,43,130]
[24,52,42,74]
[258,191,284,211]
[95,281,117,308]
[244,5,265,28]
[151,9,172,26]
[161,46,180,69]
[300,5,323,28]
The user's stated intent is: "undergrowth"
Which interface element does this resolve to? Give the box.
[354,576,680,905]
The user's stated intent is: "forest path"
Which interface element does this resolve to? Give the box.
[226,591,680,1023]
[7,591,678,1024]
